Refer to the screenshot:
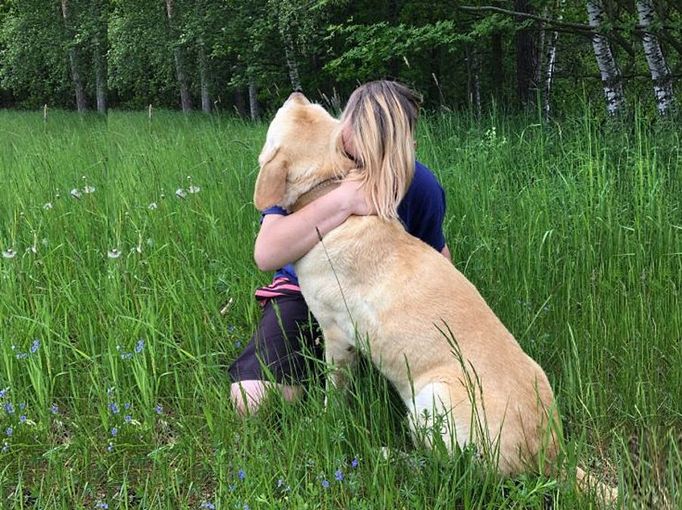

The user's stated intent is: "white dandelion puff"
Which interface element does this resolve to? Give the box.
[175,188,187,199]
[148,202,158,210]
[130,245,142,254]
[107,248,121,259]
[83,185,96,194]
[70,188,82,199]
[188,185,201,194]
[43,202,53,210]
[25,245,37,254]
[2,249,17,259]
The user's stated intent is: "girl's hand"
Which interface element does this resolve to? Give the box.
[334,178,376,216]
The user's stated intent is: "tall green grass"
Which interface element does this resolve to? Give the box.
[0,108,679,508]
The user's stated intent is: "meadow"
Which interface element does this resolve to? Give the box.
[0,107,680,509]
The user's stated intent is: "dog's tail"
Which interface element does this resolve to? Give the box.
[575,466,619,506]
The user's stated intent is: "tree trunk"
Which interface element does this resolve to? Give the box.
[543,28,559,121]
[466,44,482,118]
[586,0,626,116]
[93,0,107,115]
[165,0,192,112]
[635,0,676,115]
[514,0,540,108]
[282,30,302,91]
[61,0,87,113]
[94,50,107,114]
[198,43,211,113]
[248,81,260,121]
[491,31,504,103]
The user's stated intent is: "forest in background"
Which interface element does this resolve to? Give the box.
[0,0,680,119]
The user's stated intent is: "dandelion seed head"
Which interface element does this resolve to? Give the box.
[2,248,16,259]
[107,441,114,452]
[107,248,121,259]
[175,188,187,199]
[148,202,158,210]
[70,188,82,199]
[83,185,95,194]
[1,442,8,453]
[26,245,37,254]
[43,202,53,210]
[188,185,201,194]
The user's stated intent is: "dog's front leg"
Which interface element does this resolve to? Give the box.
[322,324,356,407]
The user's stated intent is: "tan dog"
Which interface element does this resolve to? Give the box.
[254,92,615,501]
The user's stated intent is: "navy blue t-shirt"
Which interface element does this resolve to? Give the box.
[262,160,446,285]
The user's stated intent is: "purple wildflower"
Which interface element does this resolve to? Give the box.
[111,427,118,437]
[200,503,216,510]
[335,469,344,481]
[0,388,8,399]
[18,403,25,411]
[30,339,40,353]
[154,403,163,415]
[321,479,330,489]
[108,402,120,414]
[351,456,359,468]
[50,403,59,414]
[124,415,132,424]
[95,502,109,509]
[238,469,246,481]
[5,427,13,437]
[19,415,26,424]
[124,402,131,410]
[3,402,14,414]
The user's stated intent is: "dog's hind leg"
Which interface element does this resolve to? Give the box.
[407,382,473,454]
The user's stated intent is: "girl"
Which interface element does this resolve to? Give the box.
[229,81,451,414]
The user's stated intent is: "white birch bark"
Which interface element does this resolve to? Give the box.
[165,0,192,112]
[248,81,260,121]
[586,0,626,116]
[283,30,302,91]
[198,43,211,113]
[636,0,676,115]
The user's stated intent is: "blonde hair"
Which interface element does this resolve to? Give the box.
[336,80,422,220]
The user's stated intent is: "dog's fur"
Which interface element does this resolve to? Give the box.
[254,93,615,500]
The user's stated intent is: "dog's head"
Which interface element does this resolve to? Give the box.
[254,92,353,211]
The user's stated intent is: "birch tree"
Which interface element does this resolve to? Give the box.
[586,0,626,116]
[636,0,676,115]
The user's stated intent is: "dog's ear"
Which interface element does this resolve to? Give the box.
[254,146,288,210]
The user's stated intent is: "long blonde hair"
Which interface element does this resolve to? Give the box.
[337,80,422,220]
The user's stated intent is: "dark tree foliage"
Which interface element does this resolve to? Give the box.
[0,0,679,116]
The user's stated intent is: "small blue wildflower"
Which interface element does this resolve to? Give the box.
[19,415,26,424]
[108,402,120,414]
[134,339,144,353]
[0,388,8,399]
[111,427,118,437]
[154,403,163,414]
[30,339,40,353]
[18,403,26,411]
[351,456,359,468]
[235,340,242,349]
[50,403,59,414]
[5,427,13,437]
[3,402,14,414]
[200,503,216,510]
[124,402,131,410]
[321,479,330,489]
[335,469,344,481]
[120,351,133,361]
[243,504,250,510]
[228,484,236,492]
[95,502,109,509]
[124,415,132,424]
[238,469,246,481]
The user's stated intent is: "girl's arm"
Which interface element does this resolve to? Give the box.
[254,180,371,271]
